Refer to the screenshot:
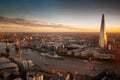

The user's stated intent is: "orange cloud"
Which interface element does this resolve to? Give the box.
[0,16,119,32]
[0,16,96,32]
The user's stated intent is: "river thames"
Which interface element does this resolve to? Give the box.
[0,42,119,76]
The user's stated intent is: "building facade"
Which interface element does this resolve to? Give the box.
[99,14,108,49]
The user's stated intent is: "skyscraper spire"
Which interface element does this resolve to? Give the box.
[99,14,107,49]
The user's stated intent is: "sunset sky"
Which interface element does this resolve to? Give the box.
[0,0,120,32]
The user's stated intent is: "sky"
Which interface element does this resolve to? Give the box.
[0,0,120,32]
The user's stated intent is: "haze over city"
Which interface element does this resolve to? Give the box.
[0,0,120,32]
[1,0,120,80]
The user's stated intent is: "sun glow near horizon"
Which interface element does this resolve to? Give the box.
[0,23,120,32]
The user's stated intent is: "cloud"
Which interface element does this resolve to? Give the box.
[0,16,87,30]
[0,16,98,32]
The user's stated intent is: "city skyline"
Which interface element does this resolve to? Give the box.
[0,0,120,32]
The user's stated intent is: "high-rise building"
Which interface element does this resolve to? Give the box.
[99,14,108,49]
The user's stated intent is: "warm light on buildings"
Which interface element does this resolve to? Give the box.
[104,33,108,48]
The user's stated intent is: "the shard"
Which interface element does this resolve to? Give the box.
[99,14,107,49]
